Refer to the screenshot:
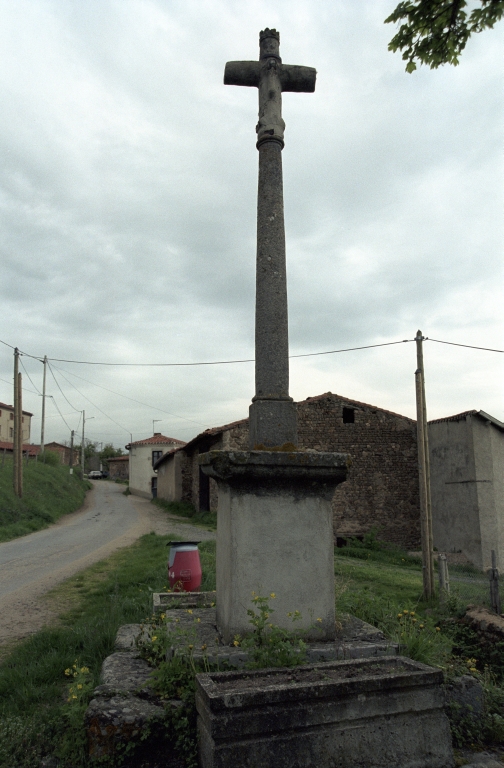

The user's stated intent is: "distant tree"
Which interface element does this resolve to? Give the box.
[99,443,124,460]
[385,0,504,71]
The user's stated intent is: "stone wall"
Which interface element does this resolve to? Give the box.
[297,394,420,550]
[174,395,420,550]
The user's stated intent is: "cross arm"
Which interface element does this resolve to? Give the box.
[279,65,316,93]
[224,61,261,88]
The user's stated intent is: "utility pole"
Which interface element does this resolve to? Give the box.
[40,355,47,454]
[69,429,74,475]
[415,330,434,599]
[13,349,23,498]
[81,411,85,476]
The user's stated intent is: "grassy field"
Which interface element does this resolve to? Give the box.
[0,456,90,542]
[0,525,503,766]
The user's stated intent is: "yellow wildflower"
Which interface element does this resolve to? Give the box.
[197,618,201,623]
[233,640,240,647]
[80,667,89,674]
[77,684,83,690]
[419,624,424,629]
[317,618,322,623]
[435,627,441,632]
[270,593,276,599]
[201,644,207,651]
[187,609,193,614]
[397,614,403,619]
[470,667,477,673]
[188,644,194,650]
[64,669,71,676]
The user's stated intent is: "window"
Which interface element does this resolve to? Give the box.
[152,450,163,467]
[10,427,13,438]
[342,407,355,424]
[10,413,14,420]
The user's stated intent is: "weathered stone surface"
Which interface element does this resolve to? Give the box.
[200,450,347,643]
[196,656,454,768]
[114,624,142,652]
[100,652,153,694]
[86,693,164,759]
[85,649,166,758]
[445,674,484,723]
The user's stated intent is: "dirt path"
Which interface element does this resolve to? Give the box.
[0,484,215,652]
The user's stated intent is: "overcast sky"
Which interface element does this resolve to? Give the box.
[0,0,502,449]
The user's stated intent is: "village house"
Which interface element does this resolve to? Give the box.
[154,393,421,551]
[126,433,186,499]
[428,410,504,570]
[44,441,80,466]
[107,454,129,481]
[0,402,32,443]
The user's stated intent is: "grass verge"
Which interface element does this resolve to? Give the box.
[0,457,90,542]
[151,498,217,531]
[0,532,216,767]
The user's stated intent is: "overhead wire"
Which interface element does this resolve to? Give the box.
[49,363,210,429]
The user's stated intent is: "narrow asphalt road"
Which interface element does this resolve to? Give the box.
[0,481,215,647]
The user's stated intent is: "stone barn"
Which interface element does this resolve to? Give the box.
[155,393,421,550]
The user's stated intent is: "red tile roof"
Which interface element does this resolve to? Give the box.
[126,434,186,448]
[107,455,129,462]
[0,441,41,456]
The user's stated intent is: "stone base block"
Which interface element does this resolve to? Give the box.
[199,450,348,643]
[249,399,298,448]
[196,656,454,768]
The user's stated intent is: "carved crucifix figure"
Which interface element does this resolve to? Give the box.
[225,29,316,448]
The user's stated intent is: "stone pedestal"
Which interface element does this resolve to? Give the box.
[199,450,348,643]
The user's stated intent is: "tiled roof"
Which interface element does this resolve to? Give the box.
[0,401,33,416]
[0,441,41,456]
[164,391,415,460]
[107,455,129,462]
[429,410,504,431]
[126,434,186,448]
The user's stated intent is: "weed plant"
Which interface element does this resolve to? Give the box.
[0,457,90,541]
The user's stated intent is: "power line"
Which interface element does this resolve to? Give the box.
[50,363,210,430]
[50,365,131,436]
[19,357,42,396]
[428,338,503,354]
[48,395,73,432]
[47,361,81,412]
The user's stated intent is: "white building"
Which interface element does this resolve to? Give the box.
[126,433,186,499]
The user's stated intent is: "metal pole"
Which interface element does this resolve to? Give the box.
[41,355,47,454]
[13,349,19,495]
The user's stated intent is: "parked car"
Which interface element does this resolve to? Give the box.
[88,470,103,479]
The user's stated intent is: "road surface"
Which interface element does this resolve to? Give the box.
[0,481,215,648]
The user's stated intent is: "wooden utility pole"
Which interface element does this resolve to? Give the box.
[69,429,75,474]
[13,349,23,498]
[81,411,85,476]
[41,355,47,454]
[415,330,434,599]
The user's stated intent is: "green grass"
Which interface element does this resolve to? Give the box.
[0,457,90,542]
[152,497,217,531]
[0,532,216,766]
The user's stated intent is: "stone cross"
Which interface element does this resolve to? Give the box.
[225,29,316,449]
